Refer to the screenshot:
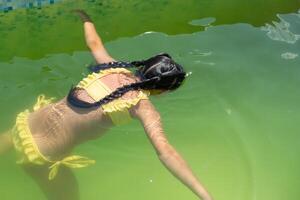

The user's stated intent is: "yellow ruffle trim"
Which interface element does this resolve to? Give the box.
[12,95,95,180]
[102,88,149,113]
[77,68,150,125]
[12,110,46,165]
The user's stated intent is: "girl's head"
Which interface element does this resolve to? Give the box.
[131,53,186,94]
[68,53,186,108]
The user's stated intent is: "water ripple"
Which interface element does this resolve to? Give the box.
[261,15,300,44]
[281,52,298,60]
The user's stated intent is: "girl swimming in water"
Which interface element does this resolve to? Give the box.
[0,10,213,200]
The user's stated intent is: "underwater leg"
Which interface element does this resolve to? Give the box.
[22,164,80,200]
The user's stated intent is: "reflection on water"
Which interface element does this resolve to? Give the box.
[0,0,299,61]
[262,14,300,44]
[281,52,298,59]
[189,17,216,27]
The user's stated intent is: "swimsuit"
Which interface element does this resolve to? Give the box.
[12,95,95,180]
[76,67,149,124]
[11,67,149,180]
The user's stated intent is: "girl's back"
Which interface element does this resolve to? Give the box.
[27,72,139,159]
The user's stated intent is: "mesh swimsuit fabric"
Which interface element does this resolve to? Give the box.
[12,68,151,180]
[30,97,111,157]
[12,95,95,180]
[30,99,80,158]
[34,102,67,157]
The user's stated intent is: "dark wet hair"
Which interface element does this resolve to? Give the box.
[67,53,186,108]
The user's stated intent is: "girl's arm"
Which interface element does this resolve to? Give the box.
[73,10,115,64]
[132,100,214,200]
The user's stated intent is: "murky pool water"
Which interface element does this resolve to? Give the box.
[0,1,300,200]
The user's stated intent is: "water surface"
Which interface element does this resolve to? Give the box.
[0,1,300,200]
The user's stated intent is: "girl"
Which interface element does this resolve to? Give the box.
[0,10,213,200]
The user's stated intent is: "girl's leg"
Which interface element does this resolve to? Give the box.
[0,130,13,155]
[22,164,80,200]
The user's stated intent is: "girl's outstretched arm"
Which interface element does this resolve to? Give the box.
[73,10,115,64]
[132,100,214,200]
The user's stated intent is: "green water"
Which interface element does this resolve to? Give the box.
[1,0,300,200]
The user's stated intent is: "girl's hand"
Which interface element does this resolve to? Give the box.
[72,9,93,23]
[74,9,115,64]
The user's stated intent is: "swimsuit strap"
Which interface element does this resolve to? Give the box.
[76,68,150,125]
[77,68,133,89]
[48,155,95,180]
[88,61,134,73]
